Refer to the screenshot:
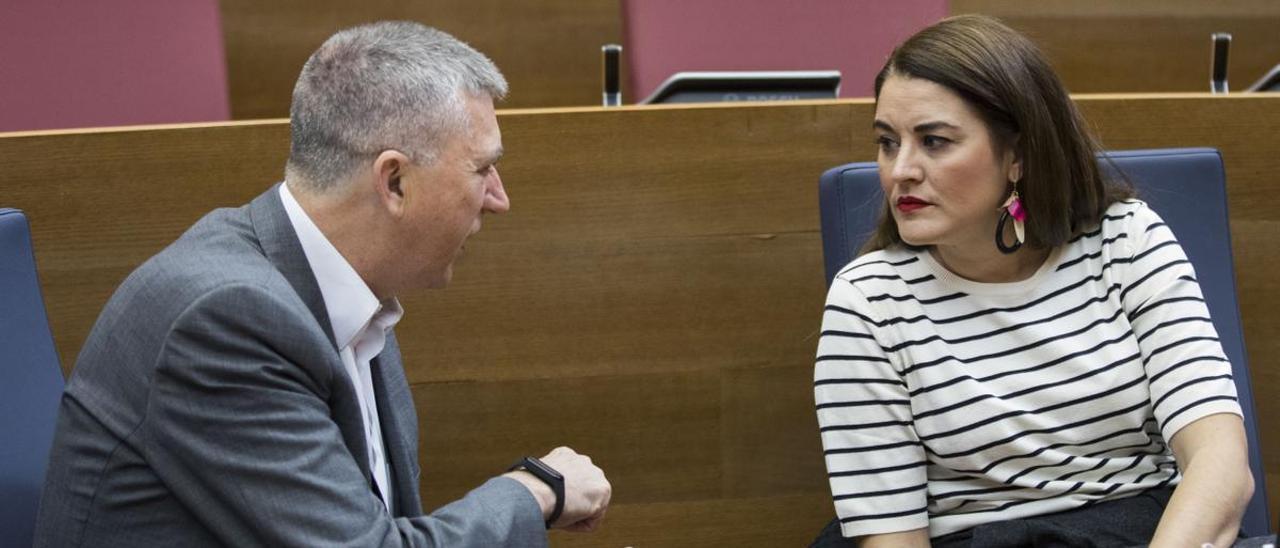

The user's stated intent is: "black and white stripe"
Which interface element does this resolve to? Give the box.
[815,201,1241,539]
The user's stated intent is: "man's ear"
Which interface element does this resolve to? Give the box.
[372,150,411,217]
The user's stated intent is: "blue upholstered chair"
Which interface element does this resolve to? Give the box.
[0,208,65,547]
[817,148,1271,536]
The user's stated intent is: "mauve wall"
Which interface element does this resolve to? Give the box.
[622,0,949,101]
[0,0,229,132]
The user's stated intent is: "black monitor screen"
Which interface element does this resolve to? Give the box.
[641,70,841,104]
[1246,64,1280,92]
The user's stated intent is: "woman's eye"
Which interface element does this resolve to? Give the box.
[875,136,899,152]
[922,135,950,149]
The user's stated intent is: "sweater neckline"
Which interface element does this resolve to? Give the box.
[918,245,1063,296]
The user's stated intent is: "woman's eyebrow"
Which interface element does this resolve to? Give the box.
[872,120,960,133]
[913,121,959,133]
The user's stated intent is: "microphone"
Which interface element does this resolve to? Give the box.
[602,44,622,106]
[1210,33,1231,93]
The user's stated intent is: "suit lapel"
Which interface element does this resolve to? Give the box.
[369,332,423,517]
[247,185,338,350]
[246,184,374,480]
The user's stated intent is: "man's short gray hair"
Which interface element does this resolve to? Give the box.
[286,21,507,192]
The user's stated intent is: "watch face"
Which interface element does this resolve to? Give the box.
[526,457,564,481]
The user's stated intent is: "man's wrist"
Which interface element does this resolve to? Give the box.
[506,456,565,528]
[503,470,556,521]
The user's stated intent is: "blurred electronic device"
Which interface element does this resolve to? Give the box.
[1246,63,1280,92]
[640,70,841,104]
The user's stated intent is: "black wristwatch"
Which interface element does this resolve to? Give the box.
[508,456,564,528]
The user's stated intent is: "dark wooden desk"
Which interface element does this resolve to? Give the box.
[1,95,1277,544]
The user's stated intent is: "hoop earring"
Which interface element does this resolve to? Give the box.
[995,188,1026,255]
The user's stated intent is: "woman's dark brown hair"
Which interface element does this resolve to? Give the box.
[862,14,1132,254]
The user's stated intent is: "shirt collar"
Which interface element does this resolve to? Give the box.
[278,183,402,349]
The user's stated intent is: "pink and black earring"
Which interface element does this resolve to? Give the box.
[995,185,1025,254]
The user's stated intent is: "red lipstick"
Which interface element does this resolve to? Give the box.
[896,195,930,213]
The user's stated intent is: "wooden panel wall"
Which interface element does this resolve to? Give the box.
[954,0,1280,93]
[217,0,624,118]
[219,1,1280,117]
[1,94,1277,544]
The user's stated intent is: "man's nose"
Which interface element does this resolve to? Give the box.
[483,167,510,213]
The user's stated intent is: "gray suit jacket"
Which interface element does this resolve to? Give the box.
[34,186,546,547]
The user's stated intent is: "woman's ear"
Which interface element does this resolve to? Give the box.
[1004,137,1023,183]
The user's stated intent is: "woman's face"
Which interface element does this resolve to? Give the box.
[873,75,1020,255]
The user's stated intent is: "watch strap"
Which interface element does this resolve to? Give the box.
[508,456,565,528]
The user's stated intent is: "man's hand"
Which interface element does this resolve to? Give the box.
[504,446,612,532]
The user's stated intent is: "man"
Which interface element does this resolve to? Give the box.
[34,21,610,546]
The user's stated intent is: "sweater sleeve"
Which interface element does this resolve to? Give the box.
[815,275,929,538]
[1118,204,1242,443]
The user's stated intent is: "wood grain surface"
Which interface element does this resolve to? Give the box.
[954,0,1280,93]
[1,94,1276,543]
[218,0,624,118]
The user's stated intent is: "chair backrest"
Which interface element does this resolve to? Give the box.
[817,147,1271,536]
[0,0,228,132]
[620,0,946,102]
[0,208,65,547]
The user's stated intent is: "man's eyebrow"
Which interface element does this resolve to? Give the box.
[478,147,504,166]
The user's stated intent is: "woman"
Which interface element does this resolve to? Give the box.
[813,15,1253,548]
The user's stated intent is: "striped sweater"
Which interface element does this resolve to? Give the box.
[814,200,1241,539]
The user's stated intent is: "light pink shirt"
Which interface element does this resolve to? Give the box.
[279,183,403,511]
